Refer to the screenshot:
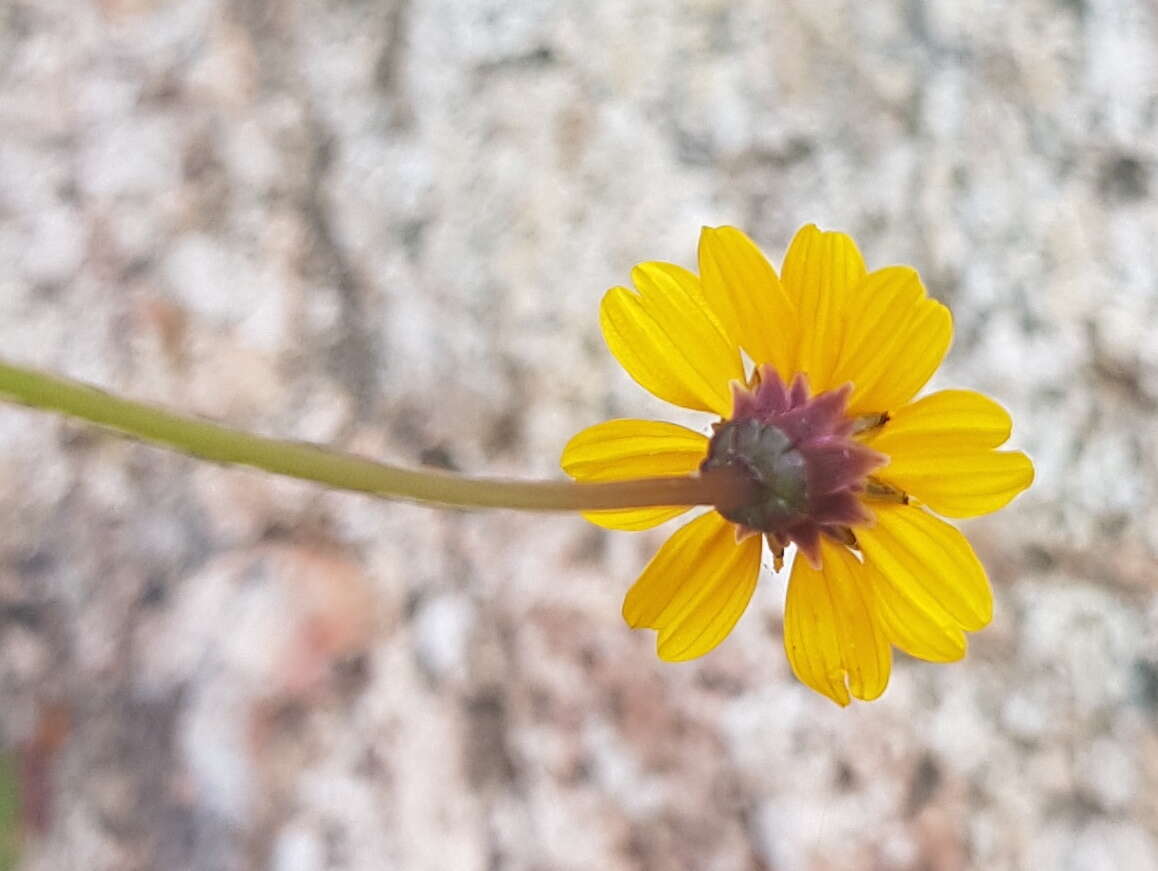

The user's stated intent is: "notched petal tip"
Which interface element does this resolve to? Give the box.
[783,541,892,705]
[835,269,954,416]
[621,512,762,661]
[598,272,742,415]
[858,504,993,635]
[865,387,1034,518]
[779,224,868,393]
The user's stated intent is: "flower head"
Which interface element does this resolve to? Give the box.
[562,224,1033,705]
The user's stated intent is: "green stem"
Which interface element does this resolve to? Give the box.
[0,358,751,513]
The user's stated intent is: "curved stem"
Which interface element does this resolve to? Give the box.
[0,358,753,513]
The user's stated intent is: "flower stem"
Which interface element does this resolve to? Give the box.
[0,358,753,513]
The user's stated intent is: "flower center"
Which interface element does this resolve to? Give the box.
[699,366,888,567]
[701,418,809,531]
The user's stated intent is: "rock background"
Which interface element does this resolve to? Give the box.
[1,0,1157,869]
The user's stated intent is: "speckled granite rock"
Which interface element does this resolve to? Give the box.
[1,0,1156,869]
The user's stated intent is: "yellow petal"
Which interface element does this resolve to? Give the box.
[622,511,761,661]
[830,266,952,417]
[865,389,1014,453]
[697,226,798,382]
[865,390,1033,517]
[783,539,891,706]
[868,558,967,662]
[601,262,744,415]
[779,224,867,391]
[561,419,709,531]
[878,450,1035,518]
[857,503,993,633]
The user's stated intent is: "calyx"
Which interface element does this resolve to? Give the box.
[699,366,888,567]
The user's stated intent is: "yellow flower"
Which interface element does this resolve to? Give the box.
[562,225,1034,705]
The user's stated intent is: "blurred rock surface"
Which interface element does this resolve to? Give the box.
[1,0,1157,868]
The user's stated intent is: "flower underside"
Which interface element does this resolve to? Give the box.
[561,222,1036,705]
[702,366,886,568]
